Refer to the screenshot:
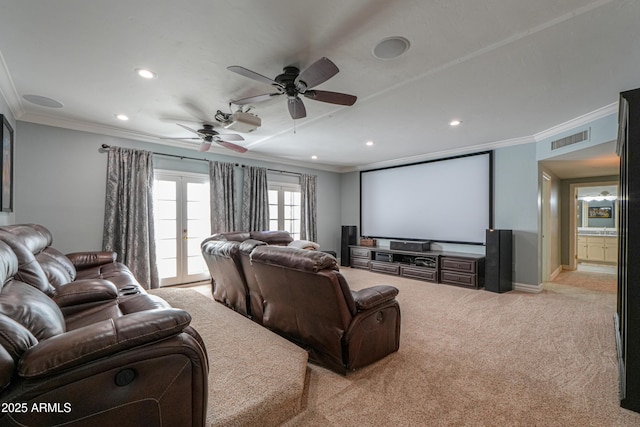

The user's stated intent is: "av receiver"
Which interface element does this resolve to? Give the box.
[375,252,394,262]
[390,240,431,252]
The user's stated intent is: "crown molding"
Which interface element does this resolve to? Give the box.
[342,135,535,172]
[19,112,344,173]
[533,102,618,142]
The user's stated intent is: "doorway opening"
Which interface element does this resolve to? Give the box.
[553,181,618,293]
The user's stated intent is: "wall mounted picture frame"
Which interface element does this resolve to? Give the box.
[0,114,13,212]
[588,206,612,218]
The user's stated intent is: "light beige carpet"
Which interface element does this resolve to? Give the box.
[279,267,640,427]
[150,287,308,427]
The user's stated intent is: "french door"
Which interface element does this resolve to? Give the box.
[154,172,211,286]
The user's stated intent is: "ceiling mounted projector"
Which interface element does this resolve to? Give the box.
[224,111,261,133]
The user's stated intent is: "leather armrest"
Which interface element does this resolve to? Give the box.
[66,251,117,269]
[352,285,399,311]
[18,308,191,378]
[54,279,118,308]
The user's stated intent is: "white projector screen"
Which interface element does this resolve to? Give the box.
[360,152,492,245]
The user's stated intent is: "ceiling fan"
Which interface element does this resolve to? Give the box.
[227,57,357,119]
[168,123,247,153]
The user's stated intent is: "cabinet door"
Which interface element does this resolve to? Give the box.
[604,237,619,263]
[577,237,588,260]
[587,237,605,262]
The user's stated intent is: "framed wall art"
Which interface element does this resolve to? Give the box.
[588,205,612,219]
[1,114,13,212]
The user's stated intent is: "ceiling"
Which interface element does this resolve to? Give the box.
[0,0,637,173]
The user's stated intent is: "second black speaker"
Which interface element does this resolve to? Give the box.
[485,229,512,293]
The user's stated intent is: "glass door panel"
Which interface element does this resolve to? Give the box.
[154,173,210,286]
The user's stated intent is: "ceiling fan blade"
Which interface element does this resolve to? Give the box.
[288,97,307,119]
[216,133,244,141]
[295,57,339,90]
[230,92,281,105]
[227,65,282,88]
[176,123,201,135]
[216,140,248,153]
[198,141,212,152]
[304,90,357,106]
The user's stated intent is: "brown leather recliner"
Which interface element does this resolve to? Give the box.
[201,230,305,324]
[201,239,251,317]
[0,224,144,295]
[0,240,209,426]
[249,246,401,374]
[0,232,209,426]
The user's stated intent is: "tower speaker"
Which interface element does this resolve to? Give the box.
[485,229,513,293]
[340,225,358,266]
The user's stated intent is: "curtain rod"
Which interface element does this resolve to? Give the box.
[99,144,302,176]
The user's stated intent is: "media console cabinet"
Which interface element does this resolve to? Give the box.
[349,245,485,289]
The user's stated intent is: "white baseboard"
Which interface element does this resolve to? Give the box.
[514,282,543,293]
[550,266,562,281]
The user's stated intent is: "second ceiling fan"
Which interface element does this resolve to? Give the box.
[227,57,357,119]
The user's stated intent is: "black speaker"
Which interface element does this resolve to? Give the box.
[485,229,512,293]
[340,225,357,266]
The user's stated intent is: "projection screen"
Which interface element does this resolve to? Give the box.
[360,151,493,245]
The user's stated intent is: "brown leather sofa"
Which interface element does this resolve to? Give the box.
[0,224,144,296]
[250,246,401,374]
[201,230,317,324]
[0,225,209,426]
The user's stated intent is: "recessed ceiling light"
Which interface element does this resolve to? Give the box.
[135,68,156,79]
[449,119,462,126]
[372,36,410,60]
[116,114,129,121]
[366,141,375,146]
[22,94,64,108]
[311,155,318,160]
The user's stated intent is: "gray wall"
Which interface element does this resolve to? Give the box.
[15,121,342,254]
[493,143,540,286]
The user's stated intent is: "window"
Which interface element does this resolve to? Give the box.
[154,171,210,286]
[268,183,301,240]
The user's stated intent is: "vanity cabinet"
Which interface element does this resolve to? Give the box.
[577,235,618,263]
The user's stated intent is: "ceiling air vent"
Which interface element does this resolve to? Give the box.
[551,129,589,150]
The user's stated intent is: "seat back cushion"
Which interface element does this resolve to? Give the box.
[250,246,355,364]
[250,230,293,245]
[0,281,66,340]
[0,344,15,391]
[0,230,56,296]
[0,313,38,362]
[0,224,77,287]
[35,247,77,287]
[238,239,267,323]
[201,240,250,315]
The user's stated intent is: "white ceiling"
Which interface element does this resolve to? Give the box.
[0,0,637,173]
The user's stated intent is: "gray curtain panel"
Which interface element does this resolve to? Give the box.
[241,166,269,231]
[209,161,237,233]
[300,173,318,241]
[102,147,159,289]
